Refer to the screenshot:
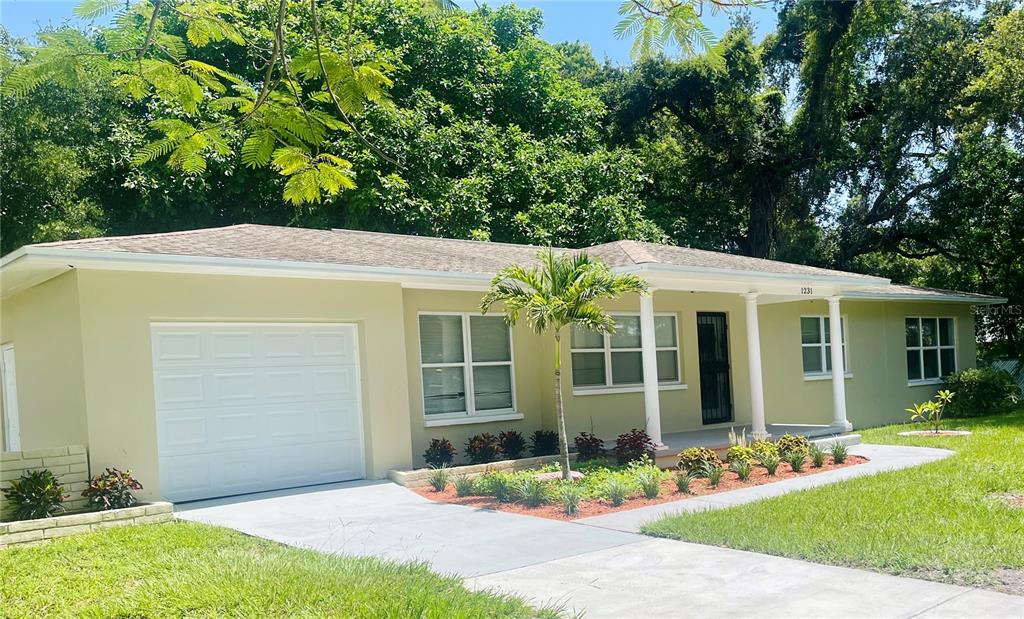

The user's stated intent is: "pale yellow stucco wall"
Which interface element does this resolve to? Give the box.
[0,271,89,451]
[72,270,414,500]
[760,299,976,428]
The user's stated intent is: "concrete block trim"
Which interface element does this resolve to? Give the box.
[0,501,174,548]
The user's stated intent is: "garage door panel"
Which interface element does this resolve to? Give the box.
[152,323,364,502]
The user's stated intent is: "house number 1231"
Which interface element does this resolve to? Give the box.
[800,287,813,295]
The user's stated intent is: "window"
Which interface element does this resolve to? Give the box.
[800,316,848,376]
[906,317,956,382]
[570,314,680,388]
[418,314,514,419]
[1,343,20,452]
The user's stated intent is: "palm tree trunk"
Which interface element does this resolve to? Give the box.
[554,331,572,480]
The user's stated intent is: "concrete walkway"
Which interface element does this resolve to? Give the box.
[578,443,954,532]
[177,444,1024,617]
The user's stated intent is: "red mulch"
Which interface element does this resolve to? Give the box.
[414,455,869,521]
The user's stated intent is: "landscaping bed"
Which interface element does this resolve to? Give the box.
[415,447,868,521]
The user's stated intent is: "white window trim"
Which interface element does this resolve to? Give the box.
[800,315,850,379]
[570,312,684,391]
[906,316,957,386]
[417,312,517,424]
[1,343,21,452]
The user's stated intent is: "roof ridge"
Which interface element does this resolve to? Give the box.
[35,224,252,248]
[617,240,659,265]
[328,227,572,253]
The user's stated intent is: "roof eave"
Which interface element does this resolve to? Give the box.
[842,291,1006,304]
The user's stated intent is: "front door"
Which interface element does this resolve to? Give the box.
[696,312,733,424]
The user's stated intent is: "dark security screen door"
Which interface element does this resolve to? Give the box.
[697,312,733,424]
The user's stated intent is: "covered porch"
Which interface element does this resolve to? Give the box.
[623,258,880,451]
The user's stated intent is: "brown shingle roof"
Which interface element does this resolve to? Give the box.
[35,224,884,282]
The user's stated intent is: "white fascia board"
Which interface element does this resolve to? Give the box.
[6,247,494,288]
[617,262,891,288]
[842,291,1006,304]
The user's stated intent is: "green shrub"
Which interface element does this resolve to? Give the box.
[498,430,526,460]
[787,450,806,472]
[529,430,559,457]
[426,465,450,492]
[453,474,476,497]
[465,433,501,464]
[2,469,67,520]
[726,445,755,465]
[730,459,752,482]
[830,442,848,464]
[674,471,696,493]
[751,440,779,461]
[944,367,1019,417]
[809,444,825,468]
[677,447,721,475]
[82,468,142,510]
[759,452,781,476]
[776,434,810,457]
[515,477,550,508]
[423,438,456,467]
[629,458,664,499]
[601,476,632,506]
[478,471,518,503]
[706,464,725,488]
[558,483,583,515]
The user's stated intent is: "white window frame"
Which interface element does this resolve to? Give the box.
[1,343,21,452]
[417,312,519,426]
[800,315,851,380]
[570,312,683,393]
[905,316,957,386]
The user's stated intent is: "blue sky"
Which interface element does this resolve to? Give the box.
[0,0,777,65]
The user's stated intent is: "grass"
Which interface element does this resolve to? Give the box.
[641,409,1024,589]
[0,521,558,618]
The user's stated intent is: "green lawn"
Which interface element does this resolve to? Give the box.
[0,521,557,618]
[642,409,1024,591]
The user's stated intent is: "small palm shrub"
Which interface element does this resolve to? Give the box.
[629,457,664,499]
[529,430,559,457]
[558,483,583,515]
[758,452,781,476]
[423,438,456,467]
[465,433,501,464]
[453,475,476,497]
[730,459,752,482]
[776,434,810,457]
[82,468,143,510]
[830,442,848,464]
[2,469,67,520]
[515,478,550,508]
[498,430,526,460]
[602,476,632,506]
[674,471,696,494]
[751,440,779,462]
[613,428,655,464]
[677,447,721,475]
[809,444,826,468]
[705,464,725,488]
[574,432,606,461]
[426,465,450,492]
[787,450,806,472]
[726,445,754,465]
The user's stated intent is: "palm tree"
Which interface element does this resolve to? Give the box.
[480,249,648,480]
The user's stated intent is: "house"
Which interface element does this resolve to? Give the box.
[0,224,1002,503]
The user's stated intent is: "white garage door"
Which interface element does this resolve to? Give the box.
[151,323,364,502]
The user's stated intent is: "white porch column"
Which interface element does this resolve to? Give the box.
[743,293,768,439]
[828,296,853,431]
[639,291,664,447]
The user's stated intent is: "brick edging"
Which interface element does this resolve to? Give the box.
[0,502,175,548]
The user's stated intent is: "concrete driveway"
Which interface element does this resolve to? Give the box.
[177,447,1024,618]
[176,480,638,577]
